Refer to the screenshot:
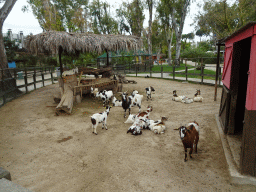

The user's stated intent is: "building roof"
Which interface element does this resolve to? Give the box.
[24,31,142,55]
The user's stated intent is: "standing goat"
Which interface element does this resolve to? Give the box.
[175,121,199,162]
[145,86,155,101]
[128,92,143,113]
[121,92,131,118]
[90,106,111,135]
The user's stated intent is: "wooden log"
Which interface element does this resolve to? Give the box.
[56,83,74,114]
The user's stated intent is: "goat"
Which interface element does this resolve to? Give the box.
[172,90,186,102]
[143,117,168,134]
[193,89,203,102]
[112,96,122,107]
[124,114,136,123]
[127,119,143,135]
[145,86,155,101]
[91,87,99,98]
[97,90,113,107]
[182,97,194,104]
[128,93,143,113]
[90,106,112,135]
[62,67,78,77]
[121,92,131,118]
[175,121,199,162]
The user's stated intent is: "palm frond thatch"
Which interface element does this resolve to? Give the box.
[24,31,142,55]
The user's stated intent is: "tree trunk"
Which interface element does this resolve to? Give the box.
[170,0,190,66]
[147,0,153,68]
[0,0,17,70]
[168,29,174,66]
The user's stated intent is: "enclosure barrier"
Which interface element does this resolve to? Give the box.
[0,66,55,107]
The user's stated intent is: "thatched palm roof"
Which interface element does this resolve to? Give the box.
[24,31,142,55]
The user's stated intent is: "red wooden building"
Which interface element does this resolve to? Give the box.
[219,22,256,177]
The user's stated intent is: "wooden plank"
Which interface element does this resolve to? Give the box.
[240,109,256,176]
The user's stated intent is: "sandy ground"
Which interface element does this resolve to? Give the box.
[1,77,256,192]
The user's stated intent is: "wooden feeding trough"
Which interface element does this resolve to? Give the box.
[55,74,119,115]
[74,77,119,98]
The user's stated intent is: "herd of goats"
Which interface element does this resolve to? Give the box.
[89,86,202,162]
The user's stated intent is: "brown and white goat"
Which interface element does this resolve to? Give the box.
[193,89,203,102]
[172,90,186,102]
[175,121,199,162]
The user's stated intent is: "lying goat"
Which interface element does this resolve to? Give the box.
[145,86,155,101]
[62,67,78,77]
[172,90,186,102]
[112,96,122,107]
[182,97,194,104]
[127,119,143,135]
[175,121,199,162]
[91,106,112,135]
[193,89,203,102]
[124,106,153,128]
[143,117,168,134]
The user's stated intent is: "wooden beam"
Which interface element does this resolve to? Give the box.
[214,43,222,101]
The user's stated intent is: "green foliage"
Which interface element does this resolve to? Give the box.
[195,0,256,39]
[180,44,216,60]
[3,37,19,62]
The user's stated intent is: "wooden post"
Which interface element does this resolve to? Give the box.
[173,65,175,80]
[33,67,36,90]
[42,67,45,87]
[106,50,109,67]
[24,68,28,93]
[161,64,163,78]
[1,69,6,105]
[185,66,188,81]
[214,42,224,101]
[201,58,204,84]
[59,46,63,77]
[136,64,137,77]
[51,67,54,84]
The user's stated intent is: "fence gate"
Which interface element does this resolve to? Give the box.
[219,85,231,133]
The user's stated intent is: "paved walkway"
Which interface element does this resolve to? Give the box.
[126,72,223,86]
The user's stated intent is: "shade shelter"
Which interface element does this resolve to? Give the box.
[24,31,142,74]
[218,22,256,177]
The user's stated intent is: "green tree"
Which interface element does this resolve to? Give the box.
[162,0,191,66]
[89,0,118,34]
[156,0,174,65]
[0,0,17,70]
[194,0,256,39]
[3,36,19,62]
[120,0,145,37]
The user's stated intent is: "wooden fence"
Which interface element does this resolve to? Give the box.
[109,57,223,86]
[0,66,56,107]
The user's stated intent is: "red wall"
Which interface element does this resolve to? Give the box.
[246,34,256,110]
[222,46,233,89]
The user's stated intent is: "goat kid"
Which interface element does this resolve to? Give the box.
[91,106,112,135]
[96,90,113,107]
[194,89,203,102]
[112,96,122,107]
[143,117,168,134]
[175,121,199,162]
[127,119,143,135]
[145,86,155,101]
[172,90,186,102]
[121,92,131,118]
[128,93,143,113]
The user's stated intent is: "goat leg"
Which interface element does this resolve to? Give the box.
[189,148,193,158]
[184,148,188,162]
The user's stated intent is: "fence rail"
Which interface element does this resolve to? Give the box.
[0,66,56,107]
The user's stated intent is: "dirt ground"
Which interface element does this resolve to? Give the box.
[1,77,256,192]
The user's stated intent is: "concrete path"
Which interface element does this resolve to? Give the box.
[127,72,223,86]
